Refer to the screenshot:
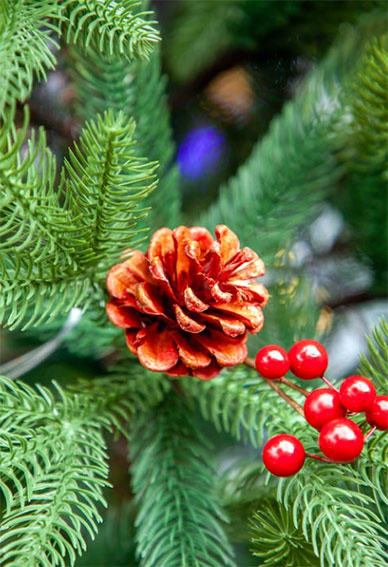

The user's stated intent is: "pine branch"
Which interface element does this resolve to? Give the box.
[359,316,388,392]
[0,0,60,112]
[199,16,385,265]
[68,45,136,120]
[0,263,92,331]
[249,499,320,567]
[0,109,156,329]
[220,459,269,512]
[348,32,388,176]
[128,50,181,230]
[182,364,295,448]
[62,0,160,61]
[61,109,158,274]
[337,32,388,289]
[0,376,110,567]
[216,458,270,546]
[0,107,76,265]
[0,428,109,567]
[70,359,171,438]
[277,458,387,567]
[74,502,137,567]
[129,394,236,567]
[355,430,388,516]
[0,106,91,330]
[68,46,181,231]
[0,362,169,566]
[0,0,160,113]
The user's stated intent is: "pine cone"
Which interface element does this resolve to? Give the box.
[106,225,268,379]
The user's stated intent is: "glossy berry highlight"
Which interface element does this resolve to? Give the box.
[319,418,364,462]
[366,395,388,430]
[263,434,305,477]
[288,339,328,380]
[255,345,290,379]
[304,388,346,430]
[339,375,376,412]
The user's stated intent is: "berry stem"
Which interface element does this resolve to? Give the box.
[306,453,334,463]
[244,357,305,417]
[364,425,377,441]
[321,375,339,393]
[278,376,309,397]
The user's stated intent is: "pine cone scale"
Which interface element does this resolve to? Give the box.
[106,225,268,379]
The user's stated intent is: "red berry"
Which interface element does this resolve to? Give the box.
[263,434,305,476]
[255,345,290,379]
[288,339,328,380]
[365,395,388,430]
[319,418,364,462]
[339,375,376,412]
[304,388,346,430]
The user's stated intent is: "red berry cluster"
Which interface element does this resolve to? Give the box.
[255,340,388,477]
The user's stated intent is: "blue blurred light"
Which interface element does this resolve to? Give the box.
[177,126,225,181]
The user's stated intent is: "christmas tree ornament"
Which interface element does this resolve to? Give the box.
[319,418,364,462]
[304,388,346,430]
[288,339,328,380]
[254,345,289,379]
[365,395,388,430]
[339,375,376,412]
[263,434,305,476]
[106,225,268,378]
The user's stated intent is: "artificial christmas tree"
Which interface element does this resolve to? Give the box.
[0,1,387,566]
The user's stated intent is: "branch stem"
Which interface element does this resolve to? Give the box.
[244,357,305,417]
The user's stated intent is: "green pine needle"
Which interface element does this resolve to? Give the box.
[130,395,236,567]
[199,16,385,265]
[0,106,91,330]
[359,316,388,392]
[0,361,170,566]
[62,0,160,61]
[61,109,158,273]
[250,499,320,567]
[0,376,110,567]
[349,33,388,176]
[277,459,387,567]
[0,107,76,265]
[182,365,271,448]
[70,359,171,439]
[74,502,137,566]
[68,45,181,231]
[0,108,157,330]
[0,0,160,111]
[0,0,60,112]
